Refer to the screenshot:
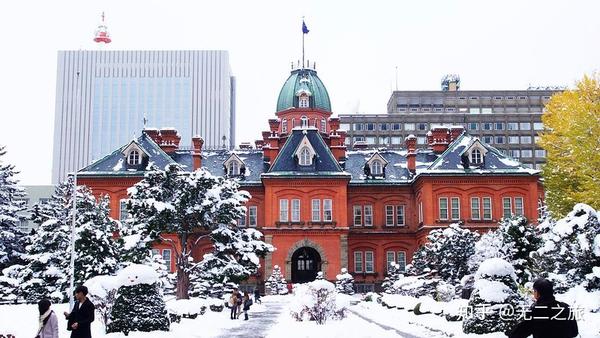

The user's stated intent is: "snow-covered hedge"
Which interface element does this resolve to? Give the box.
[289,280,348,324]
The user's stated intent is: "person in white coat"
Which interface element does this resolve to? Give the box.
[36,299,59,338]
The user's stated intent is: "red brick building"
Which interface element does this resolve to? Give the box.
[77,65,543,291]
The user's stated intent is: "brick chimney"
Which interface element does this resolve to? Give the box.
[268,119,280,134]
[427,126,465,154]
[143,128,161,144]
[158,128,181,154]
[255,139,264,149]
[405,135,417,173]
[192,136,204,170]
[329,117,340,133]
[330,129,347,161]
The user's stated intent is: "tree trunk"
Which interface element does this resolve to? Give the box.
[176,263,190,299]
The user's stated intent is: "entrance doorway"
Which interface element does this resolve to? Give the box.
[291,247,322,283]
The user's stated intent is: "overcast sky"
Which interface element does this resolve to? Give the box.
[0,0,599,185]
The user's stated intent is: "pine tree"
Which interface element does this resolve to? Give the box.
[0,145,27,271]
[463,258,523,334]
[497,216,541,284]
[533,203,600,291]
[538,74,600,217]
[16,180,120,302]
[409,224,480,284]
[468,230,509,273]
[382,262,402,294]
[107,265,169,335]
[266,265,287,295]
[335,268,355,295]
[126,165,273,299]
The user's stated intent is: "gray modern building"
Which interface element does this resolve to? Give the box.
[17,185,55,232]
[339,76,561,169]
[52,50,236,183]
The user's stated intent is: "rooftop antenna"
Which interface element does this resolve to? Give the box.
[143,114,148,129]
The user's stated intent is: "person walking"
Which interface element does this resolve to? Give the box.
[242,292,253,321]
[232,288,243,319]
[36,299,58,338]
[64,285,95,338]
[254,288,261,304]
[229,293,238,320]
[508,278,578,338]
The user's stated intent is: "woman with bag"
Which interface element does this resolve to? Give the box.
[36,299,59,338]
[229,294,238,320]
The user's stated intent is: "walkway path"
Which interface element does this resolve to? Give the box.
[216,298,288,338]
[346,308,427,338]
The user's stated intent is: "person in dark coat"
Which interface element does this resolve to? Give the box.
[64,285,95,338]
[254,288,261,304]
[242,292,253,320]
[507,278,578,338]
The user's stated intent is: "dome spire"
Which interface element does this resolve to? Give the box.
[302,17,309,69]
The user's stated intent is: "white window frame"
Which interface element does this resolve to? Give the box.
[418,202,423,223]
[396,205,405,226]
[238,211,247,226]
[515,197,524,216]
[320,119,326,132]
[471,197,480,220]
[323,199,333,222]
[354,251,363,273]
[451,197,460,220]
[472,149,483,164]
[483,197,492,220]
[311,199,321,222]
[371,160,383,175]
[503,197,512,218]
[229,161,239,176]
[248,206,257,227]
[128,150,140,165]
[299,96,309,108]
[439,197,448,220]
[301,115,309,128]
[364,205,373,227]
[386,251,395,271]
[279,199,289,222]
[291,199,301,222]
[353,205,362,226]
[299,147,312,166]
[162,249,172,271]
[397,252,407,272]
[365,251,374,273]
[119,199,129,221]
[385,205,394,226]
[282,119,288,133]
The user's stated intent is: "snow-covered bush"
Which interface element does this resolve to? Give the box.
[409,224,479,284]
[107,264,169,335]
[381,262,403,294]
[265,265,288,295]
[392,274,441,299]
[335,268,355,295]
[85,275,120,331]
[289,280,347,324]
[462,258,523,335]
[533,203,600,291]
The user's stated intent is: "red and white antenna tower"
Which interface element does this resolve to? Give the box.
[93,12,112,44]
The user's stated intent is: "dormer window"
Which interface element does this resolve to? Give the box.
[299,147,312,166]
[471,149,483,164]
[365,153,389,179]
[301,116,309,128]
[128,150,140,165]
[224,153,245,178]
[299,95,309,108]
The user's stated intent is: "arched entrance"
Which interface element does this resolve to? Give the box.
[291,247,322,283]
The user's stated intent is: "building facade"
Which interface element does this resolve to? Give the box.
[339,76,561,169]
[16,185,55,232]
[77,66,543,291]
[52,50,236,183]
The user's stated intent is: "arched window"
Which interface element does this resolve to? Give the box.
[472,149,483,164]
[299,95,309,108]
[282,119,288,133]
[299,147,312,166]
[320,119,326,132]
[128,150,140,165]
[229,161,239,176]
[301,116,308,128]
[371,160,383,175]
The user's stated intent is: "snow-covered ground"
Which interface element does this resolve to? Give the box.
[2,293,599,337]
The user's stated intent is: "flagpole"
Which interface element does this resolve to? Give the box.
[302,17,305,69]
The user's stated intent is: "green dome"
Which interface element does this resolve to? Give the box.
[276,68,331,112]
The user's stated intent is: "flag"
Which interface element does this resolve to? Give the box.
[302,20,309,34]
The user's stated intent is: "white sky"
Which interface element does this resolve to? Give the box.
[0,0,599,185]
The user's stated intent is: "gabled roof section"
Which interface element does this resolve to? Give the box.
[78,133,178,176]
[425,133,538,175]
[202,150,264,183]
[122,140,149,158]
[366,152,389,166]
[346,149,437,184]
[224,153,245,168]
[293,134,317,161]
[265,128,345,176]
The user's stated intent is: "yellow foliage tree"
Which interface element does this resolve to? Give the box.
[538,74,600,217]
